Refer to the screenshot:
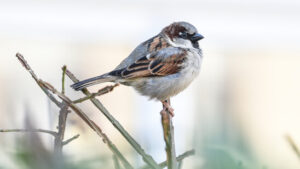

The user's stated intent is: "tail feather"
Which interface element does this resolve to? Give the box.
[71,74,116,91]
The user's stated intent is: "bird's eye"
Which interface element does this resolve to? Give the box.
[179,32,188,39]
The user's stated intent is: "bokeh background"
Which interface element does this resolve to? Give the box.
[1,0,300,169]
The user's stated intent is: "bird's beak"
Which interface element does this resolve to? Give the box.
[191,33,204,42]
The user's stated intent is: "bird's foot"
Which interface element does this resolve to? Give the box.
[161,100,174,117]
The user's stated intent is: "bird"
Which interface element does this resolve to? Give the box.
[71,21,204,116]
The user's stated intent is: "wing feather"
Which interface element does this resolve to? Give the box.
[109,48,187,79]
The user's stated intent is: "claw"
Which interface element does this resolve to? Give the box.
[161,99,174,117]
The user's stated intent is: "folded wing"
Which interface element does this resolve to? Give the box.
[109,48,187,79]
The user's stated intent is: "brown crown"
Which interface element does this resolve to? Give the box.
[162,23,186,41]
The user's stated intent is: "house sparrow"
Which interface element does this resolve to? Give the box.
[71,21,204,116]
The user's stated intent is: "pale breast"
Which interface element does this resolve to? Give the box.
[132,49,202,100]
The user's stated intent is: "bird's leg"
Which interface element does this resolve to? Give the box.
[161,99,174,117]
[160,99,177,168]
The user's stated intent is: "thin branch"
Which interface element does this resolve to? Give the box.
[63,134,80,145]
[285,135,300,159]
[16,53,134,169]
[73,84,119,104]
[67,97,134,169]
[62,65,67,94]
[141,150,195,169]
[0,129,57,136]
[16,53,62,108]
[66,69,161,169]
[54,103,69,156]
[113,155,121,169]
[54,65,70,157]
[161,100,177,169]
[90,120,134,169]
[177,161,183,169]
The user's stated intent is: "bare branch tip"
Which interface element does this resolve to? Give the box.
[15,52,30,70]
[63,134,80,146]
[16,52,22,57]
[0,128,57,136]
[61,65,67,94]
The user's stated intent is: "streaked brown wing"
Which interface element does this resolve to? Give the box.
[109,49,187,79]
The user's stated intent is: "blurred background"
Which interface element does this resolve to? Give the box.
[0,0,300,168]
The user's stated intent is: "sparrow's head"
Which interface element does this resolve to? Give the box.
[162,21,204,49]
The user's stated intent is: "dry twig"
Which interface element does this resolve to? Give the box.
[54,66,70,156]
[54,103,69,156]
[65,68,161,169]
[63,134,80,146]
[16,53,62,108]
[141,149,195,169]
[0,129,57,136]
[113,155,121,169]
[73,84,119,103]
[177,161,183,169]
[16,53,133,169]
[161,100,177,169]
[286,135,300,159]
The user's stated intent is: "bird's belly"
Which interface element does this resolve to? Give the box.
[128,50,201,100]
[132,63,200,100]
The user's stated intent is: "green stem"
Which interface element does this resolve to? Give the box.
[63,134,80,145]
[62,65,67,94]
[286,135,300,159]
[16,53,134,169]
[66,69,161,169]
[161,102,177,169]
[141,150,195,169]
[113,155,121,169]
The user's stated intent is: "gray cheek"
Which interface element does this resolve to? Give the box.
[174,38,193,47]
